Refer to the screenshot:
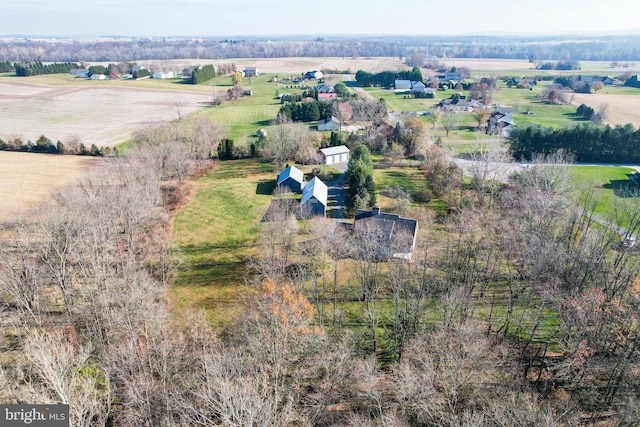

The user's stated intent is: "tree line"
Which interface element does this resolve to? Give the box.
[355,67,423,88]
[0,60,13,72]
[14,60,80,76]
[191,64,216,84]
[508,123,640,163]
[2,35,640,63]
[0,134,108,156]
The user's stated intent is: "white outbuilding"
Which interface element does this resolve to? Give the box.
[319,145,350,165]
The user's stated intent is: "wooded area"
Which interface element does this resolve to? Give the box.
[2,34,640,63]
[508,123,640,163]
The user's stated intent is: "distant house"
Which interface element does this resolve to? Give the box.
[394,79,412,92]
[353,207,418,261]
[411,81,426,93]
[243,67,259,77]
[395,80,427,94]
[468,99,487,109]
[439,97,470,111]
[277,165,305,193]
[90,74,106,80]
[318,93,338,102]
[304,70,324,80]
[487,109,515,137]
[436,72,463,82]
[70,69,89,78]
[152,71,174,79]
[315,83,335,93]
[318,117,340,132]
[301,176,328,218]
[320,145,350,164]
[579,75,614,86]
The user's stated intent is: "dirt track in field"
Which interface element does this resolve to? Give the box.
[0,81,212,147]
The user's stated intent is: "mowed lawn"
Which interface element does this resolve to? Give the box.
[171,158,276,326]
[568,165,640,228]
[194,74,290,140]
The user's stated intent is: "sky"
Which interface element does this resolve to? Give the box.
[3,0,640,37]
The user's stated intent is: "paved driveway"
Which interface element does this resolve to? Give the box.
[325,162,348,221]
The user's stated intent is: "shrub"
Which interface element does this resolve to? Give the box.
[415,188,434,203]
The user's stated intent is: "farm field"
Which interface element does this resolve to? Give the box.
[157,56,408,75]
[0,151,96,219]
[570,93,640,127]
[0,80,211,147]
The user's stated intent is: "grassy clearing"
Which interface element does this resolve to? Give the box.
[568,165,640,228]
[373,165,450,217]
[194,74,288,140]
[171,158,276,326]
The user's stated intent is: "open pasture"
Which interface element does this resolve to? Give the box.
[0,80,211,147]
[0,151,96,219]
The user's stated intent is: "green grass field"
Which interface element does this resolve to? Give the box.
[171,158,276,325]
[568,165,640,228]
[193,74,293,140]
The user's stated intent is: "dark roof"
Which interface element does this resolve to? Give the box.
[354,209,418,260]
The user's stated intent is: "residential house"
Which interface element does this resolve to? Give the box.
[487,109,515,137]
[411,81,426,93]
[319,145,350,164]
[301,176,328,218]
[439,97,471,111]
[243,67,259,77]
[353,207,418,261]
[152,71,174,79]
[394,80,427,94]
[315,83,335,93]
[579,75,614,86]
[304,70,324,80]
[468,99,487,109]
[70,69,89,78]
[394,80,412,92]
[318,117,340,132]
[436,72,463,82]
[277,165,305,193]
